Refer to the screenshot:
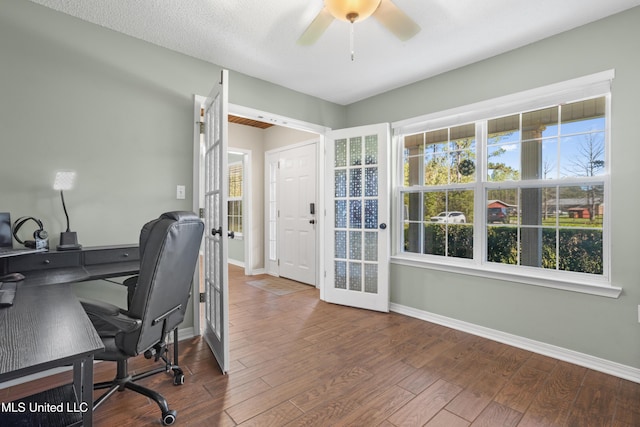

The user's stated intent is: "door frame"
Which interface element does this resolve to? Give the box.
[192,95,204,337]
[265,138,319,286]
[192,99,330,334]
[227,147,253,276]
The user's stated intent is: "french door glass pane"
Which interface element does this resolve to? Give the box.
[335,170,347,197]
[335,231,347,259]
[350,137,362,166]
[333,134,380,293]
[335,139,347,167]
[364,232,377,261]
[364,264,378,293]
[349,262,362,291]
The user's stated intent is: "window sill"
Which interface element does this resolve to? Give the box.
[390,255,622,298]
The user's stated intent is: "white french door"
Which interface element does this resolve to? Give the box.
[202,70,229,373]
[278,142,317,285]
[324,123,390,312]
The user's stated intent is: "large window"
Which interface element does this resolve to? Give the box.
[485,99,605,275]
[403,124,476,259]
[395,74,612,293]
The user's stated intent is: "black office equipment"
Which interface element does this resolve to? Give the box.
[12,216,49,249]
[0,212,11,246]
[53,171,82,251]
[0,272,25,282]
[0,213,46,258]
[80,211,204,426]
[0,281,17,307]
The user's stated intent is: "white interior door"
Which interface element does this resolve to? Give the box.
[324,123,390,312]
[202,70,229,373]
[278,142,317,285]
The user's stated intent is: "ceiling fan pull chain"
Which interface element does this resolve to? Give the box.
[350,21,355,61]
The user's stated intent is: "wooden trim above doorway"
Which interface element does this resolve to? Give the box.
[228,114,273,129]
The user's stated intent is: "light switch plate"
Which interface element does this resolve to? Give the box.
[176,185,186,200]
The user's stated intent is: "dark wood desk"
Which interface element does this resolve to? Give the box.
[1,245,140,286]
[0,245,140,427]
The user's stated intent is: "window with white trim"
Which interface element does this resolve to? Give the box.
[395,74,612,290]
[227,161,243,236]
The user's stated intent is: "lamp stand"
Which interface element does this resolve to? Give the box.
[56,190,82,251]
[57,231,81,251]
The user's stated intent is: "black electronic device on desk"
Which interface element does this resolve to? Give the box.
[0,273,26,307]
[0,282,17,307]
[0,213,47,258]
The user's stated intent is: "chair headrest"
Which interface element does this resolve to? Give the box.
[139,211,202,259]
[159,211,200,222]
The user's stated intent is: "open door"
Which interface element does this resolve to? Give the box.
[202,70,230,373]
[324,123,390,312]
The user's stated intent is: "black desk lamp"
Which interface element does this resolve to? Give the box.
[54,171,82,251]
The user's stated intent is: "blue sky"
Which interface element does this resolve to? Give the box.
[487,117,606,180]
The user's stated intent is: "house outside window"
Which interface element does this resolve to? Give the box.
[394,72,614,295]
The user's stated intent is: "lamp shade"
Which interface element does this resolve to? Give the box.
[325,0,381,22]
[53,171,76,191]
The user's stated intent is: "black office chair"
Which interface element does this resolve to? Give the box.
[80,211,204,426]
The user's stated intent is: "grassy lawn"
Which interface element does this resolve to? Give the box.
[542,215,602,227]
[404,215,603,228]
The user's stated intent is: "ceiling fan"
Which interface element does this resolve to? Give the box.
[298,0,421,46]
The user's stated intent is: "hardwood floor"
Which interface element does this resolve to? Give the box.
[3,265,640,426]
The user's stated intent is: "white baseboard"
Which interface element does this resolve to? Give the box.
[166,326,195,343]
[390,302,640,384]
[228,259,245,268]
[0,327,196,390]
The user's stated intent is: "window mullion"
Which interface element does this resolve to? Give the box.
[475,121,487,265]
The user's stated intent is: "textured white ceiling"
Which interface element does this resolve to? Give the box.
[28,0,640,105]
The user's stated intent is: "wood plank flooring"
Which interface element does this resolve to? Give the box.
[3,265,639,426]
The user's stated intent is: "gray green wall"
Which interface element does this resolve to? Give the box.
[347,6,640,369]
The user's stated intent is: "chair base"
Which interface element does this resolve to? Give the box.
[94,373,177,426]
[93,332,183,426]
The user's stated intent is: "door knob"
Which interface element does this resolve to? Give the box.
[211,227,222,236]
[309,219,316,224]
[228,231,235,239]
[379,223,387,230]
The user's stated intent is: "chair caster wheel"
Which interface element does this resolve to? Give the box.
[162,409,177,425]
[173,373,185,386]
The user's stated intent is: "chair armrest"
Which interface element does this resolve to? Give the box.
[79,298,142,333]
[123,275,138,308]
[79,297,120,316]
[123,275,138,287]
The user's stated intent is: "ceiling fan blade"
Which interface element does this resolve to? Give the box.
[373,0,421,41]
[298,7,335,46]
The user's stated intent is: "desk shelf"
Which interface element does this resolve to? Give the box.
[0,384,83,427]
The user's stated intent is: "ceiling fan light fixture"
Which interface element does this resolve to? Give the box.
[325,0,382,23]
